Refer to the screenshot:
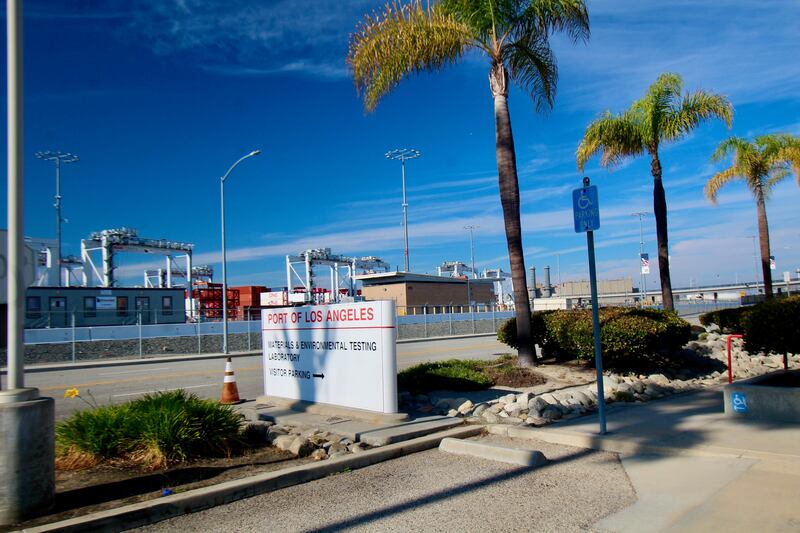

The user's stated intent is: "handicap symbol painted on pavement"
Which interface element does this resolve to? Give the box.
[731,392,748,413]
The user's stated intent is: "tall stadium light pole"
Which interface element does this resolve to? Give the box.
[464,225,478,278]
[35,151,78,286]
[220,150,261,354]
[632,212,648,305]
[464,224,478,308]
[385,148,421,272]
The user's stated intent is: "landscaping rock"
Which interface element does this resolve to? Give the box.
[310,449,328,461]
[570,391,594,407]
[541,405,562,421]
[273,435,296,452]
[447,409,459,418]
[482,411,500,424]
[528,396,548,413]
[500,393,517,405]
[289,436,315,457]
[349,442,367,454]
[457,400,474,414]
[503,416,524,425]
[472,403,489,417]
[516,392,531,405]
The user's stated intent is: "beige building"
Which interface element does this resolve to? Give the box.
[356,272,495,314]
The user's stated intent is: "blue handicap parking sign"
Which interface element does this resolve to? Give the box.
[573,185,600,233]
[731,392,748,413]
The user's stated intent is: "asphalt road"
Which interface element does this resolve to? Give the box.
[7,335,511,420]
[136,435,635,532]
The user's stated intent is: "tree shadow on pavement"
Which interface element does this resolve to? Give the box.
[304,447,597,533]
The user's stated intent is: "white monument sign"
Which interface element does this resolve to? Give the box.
[261,300,398,413]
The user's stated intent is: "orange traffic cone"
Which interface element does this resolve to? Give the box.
[220,357,241,404]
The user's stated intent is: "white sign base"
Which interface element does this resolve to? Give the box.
[261,300,398,414]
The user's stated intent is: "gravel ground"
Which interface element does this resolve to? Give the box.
[135,436,636,533]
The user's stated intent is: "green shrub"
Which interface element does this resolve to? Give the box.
[56,390,244,469]
[55,403,136,461]
[497,307,691,362]
[698,307,750,332]
[398,359,492,393]
[741,296,800,355]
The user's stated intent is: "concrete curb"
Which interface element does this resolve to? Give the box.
[22,425,483,533]
[486,424,800,462]
[439,437,546,466]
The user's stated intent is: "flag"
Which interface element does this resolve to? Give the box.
[770,256,776,270]
[640,253,650,275]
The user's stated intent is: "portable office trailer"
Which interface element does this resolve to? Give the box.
[24,286,186,328]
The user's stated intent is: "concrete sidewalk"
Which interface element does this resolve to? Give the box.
[493,388,800,532]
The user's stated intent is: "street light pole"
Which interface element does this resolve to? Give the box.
[385,148,421,272]
[632,212,648,305]
[35,151,78,287]
[220,150,261,355]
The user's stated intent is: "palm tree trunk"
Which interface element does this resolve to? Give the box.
[649,152,675,311]
[755,191,773,298]
[490,61,534,366]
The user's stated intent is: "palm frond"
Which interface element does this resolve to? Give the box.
[704,166,740,204]
[506,30,557,110]
[710,136,751,163]
[576,110,645,170]
[662,91,733,141]
[518,0,590,43]
[764,165,790,197]
[348,1,473,111]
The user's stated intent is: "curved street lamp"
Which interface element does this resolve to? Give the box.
[221,150,261,354]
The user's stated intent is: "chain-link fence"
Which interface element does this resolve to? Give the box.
[6,305,515,366]
[4,298,745,366]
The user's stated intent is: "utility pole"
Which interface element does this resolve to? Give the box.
[385,148,421,272]
[35,151,78,286]
[632,212,648,305]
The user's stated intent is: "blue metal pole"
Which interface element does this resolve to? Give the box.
[587,229,607,434]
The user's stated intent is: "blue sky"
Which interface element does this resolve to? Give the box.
[3,0,800,291]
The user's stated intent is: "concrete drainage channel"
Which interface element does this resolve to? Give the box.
[23,425,483,533]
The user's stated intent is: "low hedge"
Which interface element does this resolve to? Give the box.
[698,307,749,333]
[497,307,691,362]
[741,296,800,355]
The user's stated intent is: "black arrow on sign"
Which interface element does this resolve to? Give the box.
[313,373,325,379]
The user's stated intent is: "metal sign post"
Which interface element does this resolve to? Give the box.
[572,177,607,435]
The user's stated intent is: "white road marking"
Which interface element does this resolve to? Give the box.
[99,367,171,376]
[112,383,215,398]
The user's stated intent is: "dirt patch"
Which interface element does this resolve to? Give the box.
[484,364,547,388]
[9,444,306,532]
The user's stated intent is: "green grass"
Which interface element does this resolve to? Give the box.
[56,390,244,470]
[398,359,493,394]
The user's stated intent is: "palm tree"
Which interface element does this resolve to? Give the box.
[705,134,800,298]
[576,73,733,311]
[348,0,589,366]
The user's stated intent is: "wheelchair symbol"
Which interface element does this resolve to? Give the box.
[578,192,592,210]
[731,392,748,413]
